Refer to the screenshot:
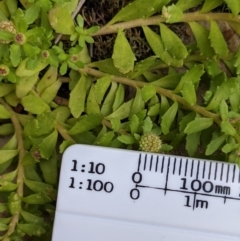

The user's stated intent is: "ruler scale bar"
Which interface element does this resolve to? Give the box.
[52,145,240,241]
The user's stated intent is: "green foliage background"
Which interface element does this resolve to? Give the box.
[0,0,240,240]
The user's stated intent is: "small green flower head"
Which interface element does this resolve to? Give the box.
[0,65,10,77]
[14,33,26,45]
[139,133,162,153]
[41,50,50,59]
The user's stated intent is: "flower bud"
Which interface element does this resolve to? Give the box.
[139,133,162,153]
[14,33,26,45]
[0,65,10,76]
[41,50,50,59]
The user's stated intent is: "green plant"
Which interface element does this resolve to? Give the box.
[0,0,240,240]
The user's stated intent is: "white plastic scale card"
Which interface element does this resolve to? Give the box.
[52,144,240,241]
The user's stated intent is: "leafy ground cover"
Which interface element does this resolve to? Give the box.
[0,0,240,240]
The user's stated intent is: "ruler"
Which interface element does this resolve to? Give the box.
[52,144,240,241]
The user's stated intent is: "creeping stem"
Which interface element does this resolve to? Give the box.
[92,12,240,36]
[0,98,25,239]
[83,66,240,144]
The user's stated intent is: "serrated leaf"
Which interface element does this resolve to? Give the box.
[0,150,18,165]
[16,58,48,77]
[4,91,18,107]
[95,131,115,146]
[209,21,228,57]
[221,121,236,136]
[142,26,183,67]
[224,0,240,16]
[25,2,40,24]
[174,65,204,93]
[24,112,56,137]
[105,99,133,120]
[188,22,215,57]
[108,0,170,24]
[0,83,15,97]
[16,73,38,98]
[112,29,136,74]
[184,118,213,134]
[0,217,11,226]
[59,140,74,154]
[141,85,156,102]
[159,95,170,117]
[53,106,71,123]
[5,0,17,15]
[148,103,160,117]
[0,29,14,41]
[0,123,13,135]
[201,0,223,12]
[142,116,153,134]
[69,113,103,135]
[206,134,226,155]
[229,22,240,36]
[36,66,58,94]
[129,56,158,79]
[39,129,58,160]
[8,192,21,215]
[0,1,9,20]
[48,6,75,34]
[152,73,182,89]
[2,135,17,150]
[113,84,124,111]
[0,204,8,215]
[1,169,17,182]
[10,43,21,67]
[69,74,87,118]
[176,0,203,11]
[222,143,239,154]
[110,118,121,132]
[0,222,8,231]
[160,23,188,60]
[0,104,11,119]
[161,144,173,152]
[0,180,17,191]
[101,82,118,116]
[95,76,111,104]
[117,135,136,144]
[130,114,139,135]
[22,95,50,115]
[86,84,100,114]
[161,102,178,135]
[207,78,238,110]
[181,81,196,106]
[39,152,58,185]
[22,192,52,204]
[18,223,46,236]
[130,88,145,116]
[89,59,121,76]
[179,112,196,132]
[21,210,44,225]
[40,80,62,104]
[24,179,54,195]
[219,100,228,121]
[229,91,240,112]
[186,132,201,156]
[162,4,183,23]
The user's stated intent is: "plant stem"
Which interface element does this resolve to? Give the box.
[84,66,240,144]
[0,98,25,240]
[84,66,220,122]
[56,123,76,143]
[92,12,240,36]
